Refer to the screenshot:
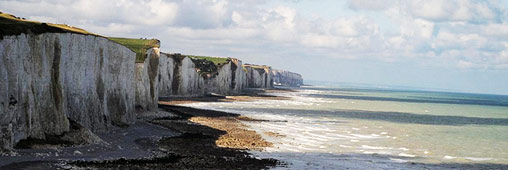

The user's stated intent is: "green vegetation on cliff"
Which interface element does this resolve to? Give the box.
[0,11,96,37]
[108,37,160,63]
[243,64,270,73]
[169,54,230,77]
[187,55,229,65]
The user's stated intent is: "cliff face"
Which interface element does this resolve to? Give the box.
[244,65,272,88]
[158,53,174,98]
[0,33,136,150]
[230,59,247,93]
[173,55,206,96]
[271,69,303,87]
[203,58,246,95]
[158,54,247,97]
[159,54,204,97]
[135,48,160,111]
[0,15,305,151]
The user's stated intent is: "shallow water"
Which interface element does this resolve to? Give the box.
[183,86,508,168]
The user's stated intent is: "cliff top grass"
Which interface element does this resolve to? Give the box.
[243,64,270,73]
[187,55,230,65]
[0,11,97,37]
[108,37,160,63]
[243,64,270,69]
[168,54,230,77]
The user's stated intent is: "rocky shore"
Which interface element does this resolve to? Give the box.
[0,90,286,170]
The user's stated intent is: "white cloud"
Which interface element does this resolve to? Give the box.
[348,0,396,11]
[172,0,233,29]
[0,0,179,26]
[408,0,498,22]
[482,23,508,38]
[261,7,298,42]
[457,60,474,69]
[0,0,507,70]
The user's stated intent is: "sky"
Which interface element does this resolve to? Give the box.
[1,0,508,95]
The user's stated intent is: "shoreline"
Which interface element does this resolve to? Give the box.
[0,89,287,170]
[72,104,281,169]
[2,88,508,169]
[173,88,508,170]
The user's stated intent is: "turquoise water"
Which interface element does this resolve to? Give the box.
[184,85,508,166]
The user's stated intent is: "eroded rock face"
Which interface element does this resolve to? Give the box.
[135,48,160,111]
[244,65,272,88]
[172,55,205,96]
[271,69,303,87]
[158,54,247,97]
[158,53,174,98]
[0,33,136,150]
[230,59,247,93]
[158,54,205,97]
[204,58,246,95]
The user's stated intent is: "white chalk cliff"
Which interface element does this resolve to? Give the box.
[135,48,160,111]
[158,54,247,97]
[244,65,272,88]
[0,30,303,151]
[0,33,136,150]
[271,69,303,87]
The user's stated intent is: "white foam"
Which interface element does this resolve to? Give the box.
[304,126,335,132]
[324,133,357,139]
[351,134,381,139]
[464,157,493,161]
[360,145,392,150]
[399,147,410,151]
[303,132,337,140]
[398,153,416,157]
[443,156,456,160]
[291,133,326,143]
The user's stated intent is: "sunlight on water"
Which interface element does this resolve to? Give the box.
[183,86,508,165]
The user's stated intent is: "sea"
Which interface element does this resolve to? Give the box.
[182,82,508,169]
